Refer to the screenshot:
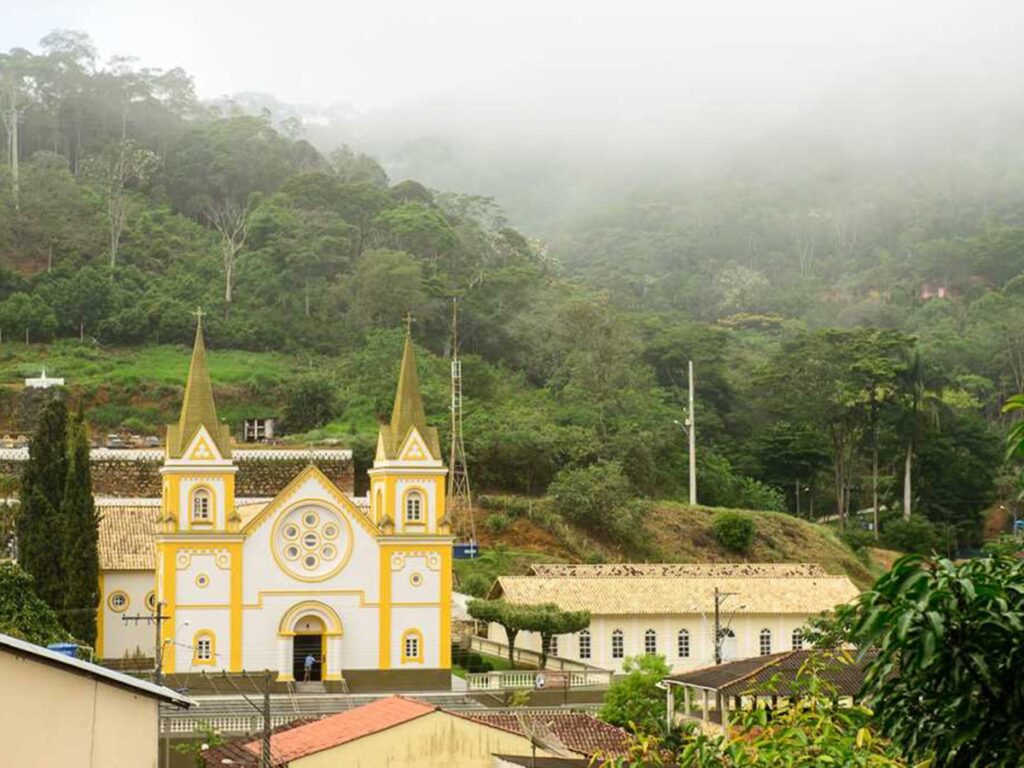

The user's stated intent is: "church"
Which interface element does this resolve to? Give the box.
[95,319,453,690]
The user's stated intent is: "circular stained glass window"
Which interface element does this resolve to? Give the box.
[285,545,300,560]
[303,554,319,570]
[274,506,349,581]
[322,524,338,540]
[322,544,336,561]
[303,511,319,527]
[302,532,319,549]
[146,591,157,610]
[283,524,299,540]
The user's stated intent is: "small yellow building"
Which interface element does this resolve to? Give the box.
[0,632,192,768]
[201,696,629,767]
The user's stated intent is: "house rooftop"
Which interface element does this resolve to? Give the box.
[665,649,877,698]
[493,565,859,615]
[0,632,193,708]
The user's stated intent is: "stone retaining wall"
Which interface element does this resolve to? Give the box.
[0,448,355,497]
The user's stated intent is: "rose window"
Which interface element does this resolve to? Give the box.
[273,504,350,581]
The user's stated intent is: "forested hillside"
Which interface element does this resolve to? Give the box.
[1,32,1020,555]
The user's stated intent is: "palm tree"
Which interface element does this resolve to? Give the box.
[900,353,949,521]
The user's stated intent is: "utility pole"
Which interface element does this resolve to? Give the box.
[122,600,170,686]
[262,669,272,768]
[687,360,696,506]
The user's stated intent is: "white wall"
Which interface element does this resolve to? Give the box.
[490,613,814,673]
[100,570,156,660]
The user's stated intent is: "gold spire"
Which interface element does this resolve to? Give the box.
[166,309,232,459]
[380,323,441,459]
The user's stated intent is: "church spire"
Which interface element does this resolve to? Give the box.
[167,309,231,458]
[379,318,440,459]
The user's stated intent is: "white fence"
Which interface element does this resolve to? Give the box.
[465,669,613,692]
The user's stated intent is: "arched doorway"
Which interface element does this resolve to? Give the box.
[277,601,344,683]
[292,615,325,681]
[720,628,737,661]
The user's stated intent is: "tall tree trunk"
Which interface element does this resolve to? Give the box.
[903,442,912,521]
[10,85,18,211]
[872,439,879,539]
[224,259,233,303]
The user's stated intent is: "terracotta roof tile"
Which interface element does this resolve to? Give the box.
[201,718,321,767]
[243,696,436,764]
[496,571,859,615]
[97,504,158,570]
[458,712,630,758]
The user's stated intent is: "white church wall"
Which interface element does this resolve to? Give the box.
[390,605,442,667]
[390,553,441,604]
[176,551,231,605]
[101,570,156,660]
[172,607,231,673]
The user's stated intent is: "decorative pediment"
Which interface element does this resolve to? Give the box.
[183,426,223,462]
[399,428,432,462]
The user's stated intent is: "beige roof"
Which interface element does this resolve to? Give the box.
[529,563,828,578]
[98,504,159,570]
[236,501,269,527]
[495,571,859,615]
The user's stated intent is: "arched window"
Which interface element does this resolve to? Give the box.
[791,628,804,651]
[677,629,690,658]
[404,490,423,523]
[644,629,657,655]
[578,629,591,660]
[192,630,215,666]
[544,634,559,658]
[192,488,211,522]
[401,629,423,663]
[759,628,772,656]
[611,629,624,659]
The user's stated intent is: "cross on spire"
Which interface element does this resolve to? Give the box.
[402,311,415,336]
[192,306,206,327]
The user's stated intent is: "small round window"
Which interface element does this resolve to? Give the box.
[409,572,424,587]
[322,544,336,561]
[108,591,129,612]
[285,545,300,560]
[322,524,338,540]
[303,554,319,570]
[195,574,210,588]
[283,524,299,540]
[302,532,319,549]
[146,591,157,611]
[303,511,319,527]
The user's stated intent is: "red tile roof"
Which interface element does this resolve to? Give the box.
[201,718,322,767]
[458,711,630,758]
[243,696,436,765]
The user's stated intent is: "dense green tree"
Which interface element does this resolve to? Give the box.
[599,654,671,736]
[17,398,69,612]
[283,376,337,434]
[60,407,99,645]
[0,561,69,645]
[517,603,590,668]
[854,554,1024,766]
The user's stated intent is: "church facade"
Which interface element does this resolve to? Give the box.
[96,320,453,688]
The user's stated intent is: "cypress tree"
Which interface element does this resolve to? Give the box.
[17,397,68,612]
[61,406,99,645]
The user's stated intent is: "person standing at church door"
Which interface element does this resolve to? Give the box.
[304,653,319,682]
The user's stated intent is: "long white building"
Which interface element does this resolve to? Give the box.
[488,563,859,673]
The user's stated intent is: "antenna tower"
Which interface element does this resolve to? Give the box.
[447,298,475,542]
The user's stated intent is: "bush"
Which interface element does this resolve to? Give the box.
[282,375,337,433]
[881,516,942,555]
[839,527,875,553]
[457,572,492,597]
[548,460,632,529]
[484,511,511,535]
[712,510,756,553]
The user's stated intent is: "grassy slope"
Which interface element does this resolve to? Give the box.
[0,341,307,432]
[462,500,881,591]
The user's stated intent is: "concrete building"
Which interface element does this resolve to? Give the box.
[488,563,860,673]
[200,696,628,767]
[0,632,192,768]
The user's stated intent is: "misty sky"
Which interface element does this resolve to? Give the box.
[5,0,1023,122]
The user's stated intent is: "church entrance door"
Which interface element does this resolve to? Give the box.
[292,615,326,682]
